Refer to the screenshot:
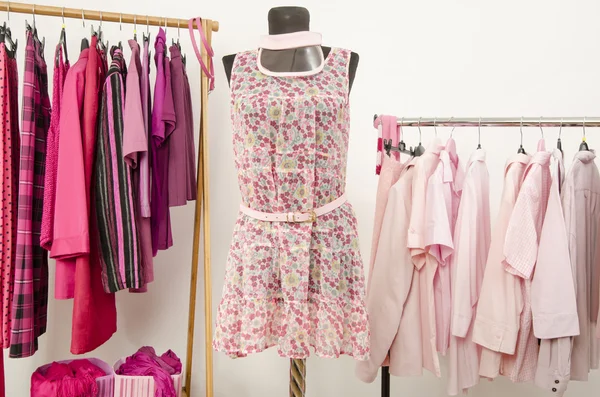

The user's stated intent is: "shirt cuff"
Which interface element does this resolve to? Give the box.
[50,233,90,259]
[451,313,471,338]
[535,366,569,396]
[472,316,518,355]
[533,312,580,339]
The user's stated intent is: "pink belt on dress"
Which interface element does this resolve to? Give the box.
[239,194,347,223]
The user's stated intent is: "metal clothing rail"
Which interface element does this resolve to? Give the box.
[0,3,218,397]
[379,116,600,127]
[374,114,600,397]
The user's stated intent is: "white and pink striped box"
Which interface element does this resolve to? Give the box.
[35,358,115,397]
[113,358,183,397]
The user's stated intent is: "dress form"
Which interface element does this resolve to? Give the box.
[223,6,359,92]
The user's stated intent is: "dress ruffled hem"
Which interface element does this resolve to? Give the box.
[213,296,370,360]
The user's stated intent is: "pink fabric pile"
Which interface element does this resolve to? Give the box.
[31,359,106,397]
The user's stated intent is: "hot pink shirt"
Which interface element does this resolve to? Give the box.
[407,138,443,377]
[356,159,418,382]
[447,148,490,395]
[472,152,530,378]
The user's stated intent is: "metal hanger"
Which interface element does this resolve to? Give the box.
[143,15,150,43]
[449,116,456,138]
[414,118,425,156]
[579,116,590,151]
[517,117,526,154]
[133,15,137,42]
[557,118,563,153]
[80,9,89,50]
[433,117,438,137]
[477,117,482,149]
[539,116,544,140]
[56,7,69,66]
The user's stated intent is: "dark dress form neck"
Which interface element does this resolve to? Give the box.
[223,6,359,91]
[259,7,325,74]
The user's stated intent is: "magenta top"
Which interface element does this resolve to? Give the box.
[168,45,196,207]
[151,28,174,254]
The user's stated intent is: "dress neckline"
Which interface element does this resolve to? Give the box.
[257,31,328,78]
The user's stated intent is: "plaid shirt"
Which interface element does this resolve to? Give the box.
[10,30,51,358]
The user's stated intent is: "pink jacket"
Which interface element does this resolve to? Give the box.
[447,149,490,395]
[356,159,419,382]
[472,152,530,378]
[367,154,404,293]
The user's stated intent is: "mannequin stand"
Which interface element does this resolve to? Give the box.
[289,358,306,397]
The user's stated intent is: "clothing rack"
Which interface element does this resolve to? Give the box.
[381,116,600,127]
[373,114,600,397]
[0,3,218,397]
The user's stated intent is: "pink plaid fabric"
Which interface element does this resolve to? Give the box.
[10,30,51,358]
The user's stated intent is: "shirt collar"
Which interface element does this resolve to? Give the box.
[574,149,597,164]
[425,137,444,155]
[468,148,486,164]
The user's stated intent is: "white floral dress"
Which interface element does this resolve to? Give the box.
[213,48,370,360]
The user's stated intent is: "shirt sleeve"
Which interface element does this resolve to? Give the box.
[534,338,572,396]
[473,165,523,355]
[356,182,414,383]
[531,168,579,339]
[50,67,89,259]
[407,164,427,269]
[123,70,147,169]
[424,157,453,265]
[451,174,477,337]
[503,167,540,279]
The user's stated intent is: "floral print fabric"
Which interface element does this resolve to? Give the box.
[213,48,370,360]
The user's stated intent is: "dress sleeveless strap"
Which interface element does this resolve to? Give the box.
[188,17,215,91]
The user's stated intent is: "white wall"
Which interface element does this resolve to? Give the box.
[3,0,600,395]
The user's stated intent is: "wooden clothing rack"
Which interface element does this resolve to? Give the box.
[0,2,218,397]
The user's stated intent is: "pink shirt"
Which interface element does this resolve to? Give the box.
[501,142,551,382]
[472,152,530,378]
[562,150,600,381]
[367,155,404,293]
[534,149,579,395]
[424,145,457,356]
[407,138,443,377]
[356,159,418,382]
[447,148,490,395]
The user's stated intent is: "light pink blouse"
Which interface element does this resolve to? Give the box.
[561,150,600,381]
[447,149,490,395]
[424,145,459,356]
[407,138,443,377]
[472,152,530,378]
[533,149,579,395]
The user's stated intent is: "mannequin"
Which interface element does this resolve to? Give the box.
[223,6,359,91]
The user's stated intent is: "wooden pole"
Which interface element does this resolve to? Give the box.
[185,17,214,397]
[0,1,219,31]
[289,359,306,397]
